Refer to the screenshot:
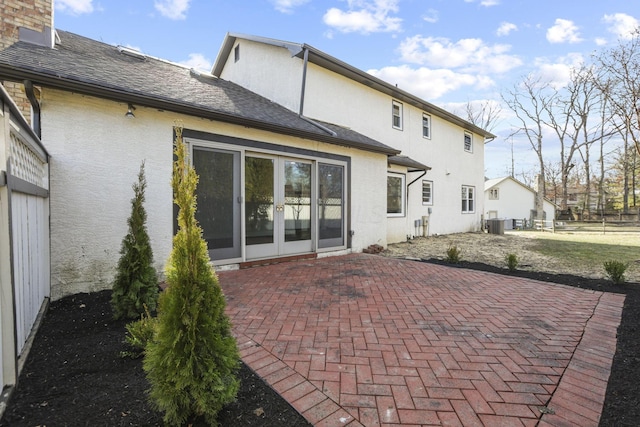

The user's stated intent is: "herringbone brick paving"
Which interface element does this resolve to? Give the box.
[219,254,623,426]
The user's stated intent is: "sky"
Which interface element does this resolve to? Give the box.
[53,0,640,179]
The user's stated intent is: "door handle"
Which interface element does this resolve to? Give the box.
[276,204,284,212]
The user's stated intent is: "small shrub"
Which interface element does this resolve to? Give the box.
[604,260,628,284]
[121,305,156,359]
[505,253,518,271]
[445,245,461,264]
[111,161,159,320]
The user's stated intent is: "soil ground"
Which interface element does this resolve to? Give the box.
[1,231,638,426]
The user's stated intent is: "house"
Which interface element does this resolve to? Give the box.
[0,24,493,301]
[212,34,494,241]
[484,176,557,227]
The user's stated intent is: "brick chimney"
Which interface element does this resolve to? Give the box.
[0,0,53,124]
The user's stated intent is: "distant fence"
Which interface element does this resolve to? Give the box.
[539,220,640,234]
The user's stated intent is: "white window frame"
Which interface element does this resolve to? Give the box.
[464,131,473,153]
[387,173,406,217]
[392,101,403,130]
[422,113,431,139]
[462,185,475,213]
[489,188,499,200]
[234,44,240,62]
[422,180,433,205]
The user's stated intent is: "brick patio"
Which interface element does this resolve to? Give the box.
[218,254,624,426]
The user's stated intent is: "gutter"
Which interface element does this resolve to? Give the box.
[298,47,337,137]
[0,65,398,156]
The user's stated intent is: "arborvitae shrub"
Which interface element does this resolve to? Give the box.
[143,128,240,426]
[111,161,159,320]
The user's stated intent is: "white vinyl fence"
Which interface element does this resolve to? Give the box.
[0,85,50,393]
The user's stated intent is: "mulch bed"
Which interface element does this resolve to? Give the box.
[0,259,637,426]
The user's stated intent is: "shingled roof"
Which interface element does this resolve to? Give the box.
[0,30,399,156]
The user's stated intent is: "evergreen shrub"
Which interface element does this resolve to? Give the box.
[143,128,240,426]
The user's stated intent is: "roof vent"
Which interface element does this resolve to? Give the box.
[117,45,146,60]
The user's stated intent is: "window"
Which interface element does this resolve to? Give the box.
[422,180,433,205]
[489,188,499,200]
[392,101,403,130]
[461,185,475,213]
[422,114,431,139]
[387,173,405,216]
[234,44,240,62]
[464,131,473,152]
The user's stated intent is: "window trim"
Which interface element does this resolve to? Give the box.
[489,188,499,200]
[422,180,433,205]
[422,113,431,139]
[387,173,406,217]
[392,101,403,130]
[464,131,473,153]
[234,44,240,62]
[461,185,475,213]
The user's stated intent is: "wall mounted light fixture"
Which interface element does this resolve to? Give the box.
[125,103,136,118]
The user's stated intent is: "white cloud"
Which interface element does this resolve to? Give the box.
[154,0,191,20]
[180,53,212,71]
[496,22,517,37]
[398,35,522,74]
[546,18,583,44]
[595,37,608,46]
[55,0,94,15]
[423,9,438,24]
[534,53,585,89]
[272,0,310,14]
[464,0,500,6]
[323,0,402,34]
[603,13,640,40]
[368,65,494,100]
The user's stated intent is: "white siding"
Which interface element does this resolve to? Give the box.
[484,178,556,221]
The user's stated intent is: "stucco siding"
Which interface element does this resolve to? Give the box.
[303,63,485,238]
[218,39,303,114]
[42,90,388,299]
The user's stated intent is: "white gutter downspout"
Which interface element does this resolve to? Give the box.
[298,47,337,137]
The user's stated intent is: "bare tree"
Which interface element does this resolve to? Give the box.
[594,29,640,159]
[463,100,502,133]
[502,75,553,220]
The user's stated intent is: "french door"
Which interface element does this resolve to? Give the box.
[193,144,346,263]
[245,155,313,259]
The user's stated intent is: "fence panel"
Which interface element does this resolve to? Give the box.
[11,192,50,353]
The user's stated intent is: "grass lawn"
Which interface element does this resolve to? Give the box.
[510,230,640,281]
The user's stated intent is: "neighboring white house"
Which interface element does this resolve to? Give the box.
[0,27,493,300]
[484,176,557,227]
[212,34,494,242]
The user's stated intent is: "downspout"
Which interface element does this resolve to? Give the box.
[406,170,427,238]
[298,47,337,137]
[23,80,41,139]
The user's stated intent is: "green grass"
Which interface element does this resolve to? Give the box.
[528,232,639,267]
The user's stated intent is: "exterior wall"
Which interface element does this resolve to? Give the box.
[0,0,53,122]
[304,63,485,239]
[220,44,486,241]
[218,39,303,114]
[484,179,556,221]
[42,89,388,299]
